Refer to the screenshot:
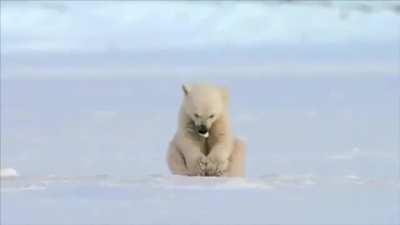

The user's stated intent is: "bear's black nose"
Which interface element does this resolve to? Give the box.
[197,125,208,134]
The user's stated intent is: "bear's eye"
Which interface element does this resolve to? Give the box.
[194,113,200,118]
[209,114,215,119]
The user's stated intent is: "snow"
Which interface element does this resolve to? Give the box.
[1,174,399,224]
[1,1,399,225]
[0,168,19,178]
[1,78,398,225]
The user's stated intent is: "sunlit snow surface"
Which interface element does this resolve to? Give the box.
[1,1,400,224]
[1,78,399,224]
[1,174,399,225]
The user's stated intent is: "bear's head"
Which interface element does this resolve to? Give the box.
[181,84,229,138]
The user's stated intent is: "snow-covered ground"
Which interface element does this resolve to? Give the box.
[1,1,399,224]
[1,78,399,224]
[1,173,399,225]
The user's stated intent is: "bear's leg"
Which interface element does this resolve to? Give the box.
[166,143,190,176]
[224,139,246,177]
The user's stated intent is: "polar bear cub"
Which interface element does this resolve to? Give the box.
[167,84,246,177]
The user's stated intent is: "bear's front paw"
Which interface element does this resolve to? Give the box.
[206,157,228,177]
[198,156,208,174]
[189,155,208,176]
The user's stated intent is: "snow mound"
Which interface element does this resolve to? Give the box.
[0,168,19,178]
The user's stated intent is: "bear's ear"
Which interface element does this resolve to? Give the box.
[220,87,230,105]
[182,84,191,96]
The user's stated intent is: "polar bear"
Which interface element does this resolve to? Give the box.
[166,84,246,177]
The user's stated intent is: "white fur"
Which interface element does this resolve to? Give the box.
[167,84,246,177]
